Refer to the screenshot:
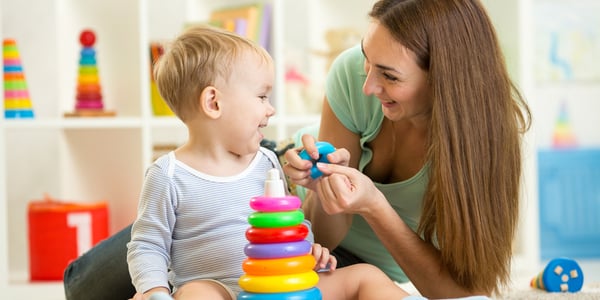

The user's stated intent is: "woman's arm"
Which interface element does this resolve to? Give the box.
[361,193,479,298]
[284,98,361,249]
[302,189,351,250]
[310,99,362,248]
[315,163,486,298]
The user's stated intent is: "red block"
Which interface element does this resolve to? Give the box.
[27,197,109,281]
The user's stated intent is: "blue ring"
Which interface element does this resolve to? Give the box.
[299,141,335,179]
[244,240,312,259]
[238,287,322,300]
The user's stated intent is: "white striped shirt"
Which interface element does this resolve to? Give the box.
[127,147,289,294]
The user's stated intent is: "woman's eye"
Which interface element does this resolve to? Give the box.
[383,72,398,81]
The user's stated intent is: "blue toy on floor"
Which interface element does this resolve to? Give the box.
[530,257,584,293]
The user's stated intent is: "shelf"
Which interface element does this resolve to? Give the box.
[149,116,184,128]
[1,117,144,129]
[270,114,321,127]
[6,281,65,300]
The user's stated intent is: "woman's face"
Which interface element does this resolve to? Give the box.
[361,21,431,123]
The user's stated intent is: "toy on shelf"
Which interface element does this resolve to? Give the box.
[149,42,174,116]
[284,66,312,115]
[552,101,577,149]
[299,141,335,179]
[238,168,322,300]
[530,257,584,293]
[28,194,109,281]
[64,29,115,117]
[3,38,35,119]
[312,28,361,72]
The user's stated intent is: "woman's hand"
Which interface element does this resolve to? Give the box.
[283,134,350,191]
[284,134,354,249]
[310,243,337,272]
[314,162,385,216]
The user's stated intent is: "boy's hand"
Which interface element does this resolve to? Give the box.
[283,134,350,191]
[310,243,337,272]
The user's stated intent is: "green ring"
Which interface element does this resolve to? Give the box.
[248,210,304,228]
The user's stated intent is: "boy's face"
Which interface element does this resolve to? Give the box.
[218,51,275,156]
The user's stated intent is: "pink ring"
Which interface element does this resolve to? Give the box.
[3,59,21,66]
[4,90,29,98]
[250,196,302,212]
[76,100,104,109]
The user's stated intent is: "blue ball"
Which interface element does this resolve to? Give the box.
[299,141,335,179]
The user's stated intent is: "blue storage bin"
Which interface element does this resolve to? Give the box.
[538,149,600,259]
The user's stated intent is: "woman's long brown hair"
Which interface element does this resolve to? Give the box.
[370,0,531,294]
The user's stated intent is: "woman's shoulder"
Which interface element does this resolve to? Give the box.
[329,44,364,74]
[326,45,383,134]
[327,44,373,103]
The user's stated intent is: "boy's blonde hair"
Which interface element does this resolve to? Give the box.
[153,25,272,122]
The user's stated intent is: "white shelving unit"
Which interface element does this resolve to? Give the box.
[0,0,374,298]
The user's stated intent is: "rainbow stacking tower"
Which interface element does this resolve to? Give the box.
[65,29,114,117]
[3,39,34,118]
[238,169,322,300]
[552,101,577,148]
[530,257,584,293]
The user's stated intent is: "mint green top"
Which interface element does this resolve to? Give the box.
[323,44,429,283]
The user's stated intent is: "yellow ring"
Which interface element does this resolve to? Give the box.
[78,74,99,84]
[242,254,316,276]
[239,271,319,293]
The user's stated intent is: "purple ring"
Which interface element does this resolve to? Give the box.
[244,240,311,259]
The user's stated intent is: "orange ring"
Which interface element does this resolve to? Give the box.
[77,84,101,93]
[4,73,24,81]
[242,254,316,276]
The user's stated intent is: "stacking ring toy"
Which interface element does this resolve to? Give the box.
[244,240,311,259]
[250,196,302,212]
[299,141,335,179]
[246,224,309,244]
[242,254,316,276]
[248,210,304,228]
[238,271,319,293]
[238,287,322,300]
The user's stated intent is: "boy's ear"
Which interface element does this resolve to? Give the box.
[199,86,221,119]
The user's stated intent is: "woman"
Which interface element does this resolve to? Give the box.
[284,0,531,298]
